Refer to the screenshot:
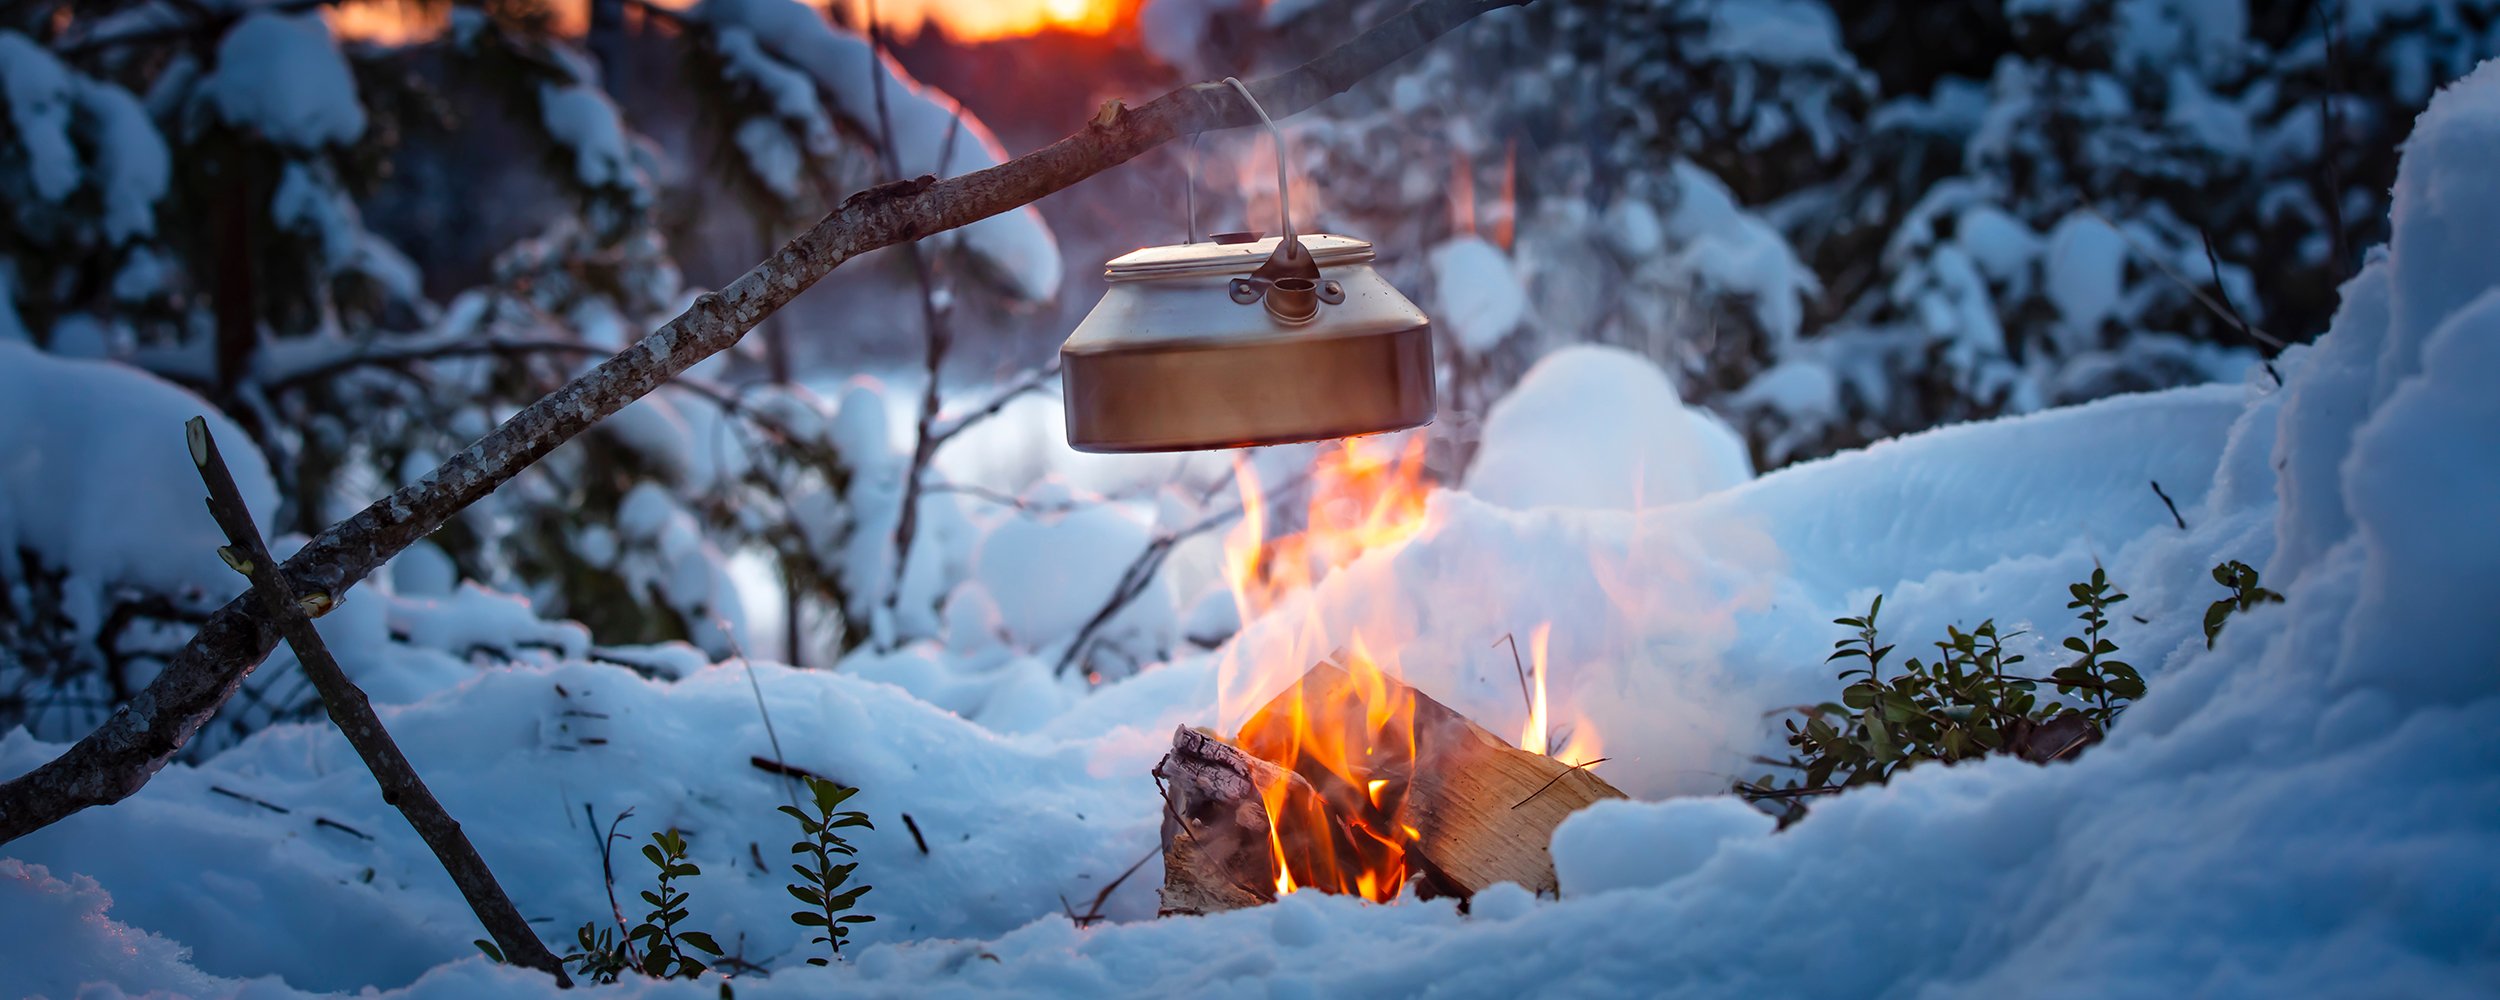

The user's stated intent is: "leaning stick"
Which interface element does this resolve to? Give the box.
[183,418,569,983]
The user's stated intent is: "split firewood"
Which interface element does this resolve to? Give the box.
[1154,726,1285,916]
[1160,655,1626,915]
[1240,659,1624,897]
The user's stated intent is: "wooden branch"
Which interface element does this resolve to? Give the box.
[0,0,1530,845]
[182,418,569,983]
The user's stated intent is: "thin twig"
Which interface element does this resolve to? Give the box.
[2149,480,2186,531]
[588,804,639,960]
[901,813,930,855]
[1494,633,1532,716]
[750,755,835,784]
[186,418,567,983]
[2075,205,2285,349]
[208,785,291,813]
[1731,783,1849,802]
[721,621,800,812]
[879,107,973,627]
[2199,228,2284,385]
[926,360,1062,447]
[1065,845,1156,927]
[2311,0,2350,277]
[314,816,377,840]
[1509,758,1610,810]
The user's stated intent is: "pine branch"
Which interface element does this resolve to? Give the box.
[0,0,1532,845]
[182,418,569,984]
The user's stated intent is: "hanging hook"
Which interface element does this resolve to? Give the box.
[1218,77,1332,323]
[1185,131,1205,245]
[1223,77,1295,256]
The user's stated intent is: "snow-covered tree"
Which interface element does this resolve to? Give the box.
[0,0,1066,744]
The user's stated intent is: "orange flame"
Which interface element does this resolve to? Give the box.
[1225,436,1431,623]
[1449,149,1477,238]
[1220,434,1601,902]
[1221,437,1436,902]
[1520,622,1551,755]
[1236,640,1421,902]
[1491,138,1518,251]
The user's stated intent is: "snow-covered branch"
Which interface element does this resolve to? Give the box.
[0,0,1535,845]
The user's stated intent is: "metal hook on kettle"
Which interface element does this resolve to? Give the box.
[1219,77,1344,325]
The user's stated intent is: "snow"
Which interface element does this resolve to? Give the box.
[1705,0,1850,69]
[1663,162,1818,347]
[0,340,273,660]
[1464,345,1753,512]
[194,13,366,150]
[538,82,641,194]
[1,860,237,998]
[1426,236,1527,353]
[0,31,170,244]
[970,501,1153,650]
[2380,61,2500,403]
[5,44,2500,1000]
[691,0,1062,301]
[2044,210,2127,346]
[0,32,79,204]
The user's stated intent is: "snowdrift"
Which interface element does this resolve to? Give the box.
[6,57,2500,1000]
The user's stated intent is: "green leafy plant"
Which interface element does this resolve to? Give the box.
[781,777,876,965]
[1740,565,2175,824]
[2203,560,2284,648]
[562,922,634,984]
[562,825,723,982]
[2051,568,2141,729]
[633,829,723,979]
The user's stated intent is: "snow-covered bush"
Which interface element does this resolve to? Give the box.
[0,0,1090,743]
[1196,0,2500,472]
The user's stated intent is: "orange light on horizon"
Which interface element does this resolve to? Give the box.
[318,0,1133,45]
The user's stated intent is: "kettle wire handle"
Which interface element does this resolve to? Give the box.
[1222,77,1295,257]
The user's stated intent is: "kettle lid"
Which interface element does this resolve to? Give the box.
[1103,234,1374,282]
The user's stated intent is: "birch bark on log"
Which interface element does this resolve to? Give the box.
[0,0,1535,845]
[1167,658,1625,911]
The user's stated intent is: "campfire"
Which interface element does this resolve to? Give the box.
[1155,437,1624,915]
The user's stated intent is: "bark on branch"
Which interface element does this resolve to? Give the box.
[0,0,1530,845]
[185,419,571,983]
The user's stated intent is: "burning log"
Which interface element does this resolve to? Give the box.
[1155,653,1625,915]
[1154,726,1286,916]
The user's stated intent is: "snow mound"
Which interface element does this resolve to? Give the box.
[1427,236,1528,353]
[0,341,273,664]
[1463,345,1752,511]
[0,860,239,998]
